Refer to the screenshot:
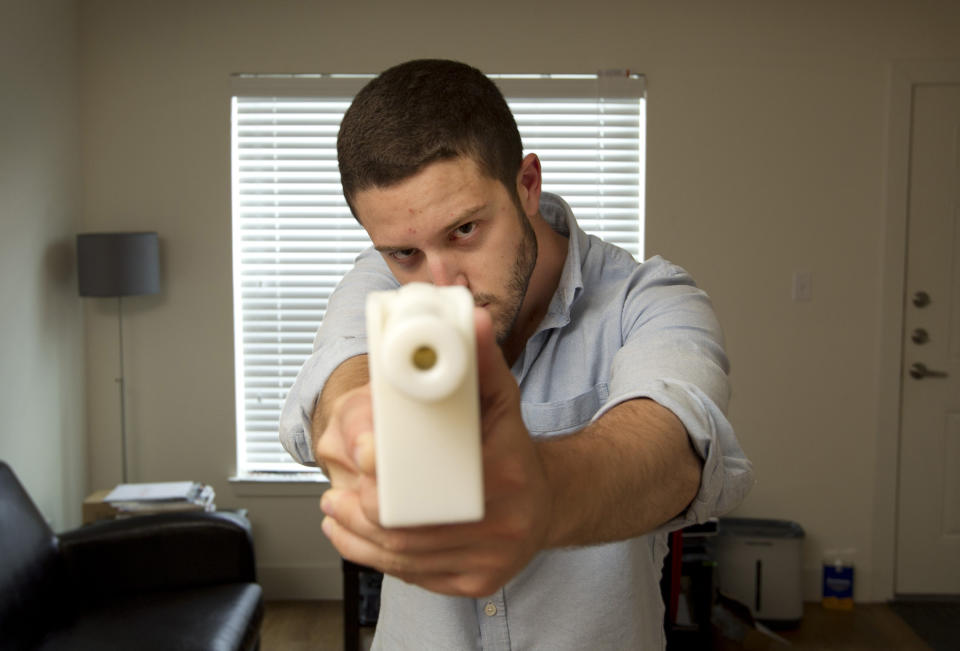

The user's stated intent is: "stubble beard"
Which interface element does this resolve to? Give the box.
[474,208,538,345]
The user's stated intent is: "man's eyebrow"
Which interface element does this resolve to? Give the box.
[439,203,486,233]
[373,203,488,253]
[374,244,410,254]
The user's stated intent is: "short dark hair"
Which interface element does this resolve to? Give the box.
[337,59,523,214]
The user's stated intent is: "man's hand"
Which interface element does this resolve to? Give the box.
[316,307,553,598]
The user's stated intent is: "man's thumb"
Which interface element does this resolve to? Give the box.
[473,307,513,403]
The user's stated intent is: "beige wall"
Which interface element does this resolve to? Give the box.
[74,0,960,600]
[0,0,85,531]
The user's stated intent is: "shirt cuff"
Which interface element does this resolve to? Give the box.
[278,336,368,466]
[593,378,754,531]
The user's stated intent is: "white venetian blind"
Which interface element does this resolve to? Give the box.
[232,73,646,476]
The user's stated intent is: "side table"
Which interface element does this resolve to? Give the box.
[342,559,382,651]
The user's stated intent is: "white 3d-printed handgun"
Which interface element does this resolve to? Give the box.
[366,283,484,527]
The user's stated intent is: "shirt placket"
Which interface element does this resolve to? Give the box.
[475,589,510,650]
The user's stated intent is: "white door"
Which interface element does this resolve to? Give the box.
[896,83,960,595]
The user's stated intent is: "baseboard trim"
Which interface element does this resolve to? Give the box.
[259,563,343,600]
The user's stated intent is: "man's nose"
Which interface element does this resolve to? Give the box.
[427,256,468,288]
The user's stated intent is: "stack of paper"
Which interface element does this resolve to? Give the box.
[104,481,216,516]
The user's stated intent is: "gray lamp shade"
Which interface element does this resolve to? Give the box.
[76,232,160,297]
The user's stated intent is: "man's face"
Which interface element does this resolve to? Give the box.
[352,156,538,344]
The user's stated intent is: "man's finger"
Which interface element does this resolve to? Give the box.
[336,386,374,443]
[322,510,465,575]
[354,431,376,475]
[473,307,515,405]
[321,512,485,578]
[317,385,375,477]
[314,428,357,486]
[324,487,492,554]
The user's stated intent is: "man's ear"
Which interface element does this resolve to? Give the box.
[515,153,542,217]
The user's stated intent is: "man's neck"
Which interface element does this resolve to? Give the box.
[500,212,569,366]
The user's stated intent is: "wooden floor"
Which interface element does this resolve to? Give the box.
[260,600,931,651]
[260,600,353,651]
[719,603,931,650]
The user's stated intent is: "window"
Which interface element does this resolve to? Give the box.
[231,72,646,476]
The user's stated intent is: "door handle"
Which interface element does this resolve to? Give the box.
[909,362,949,379]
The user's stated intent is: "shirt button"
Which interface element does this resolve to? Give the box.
[484,602,497,617]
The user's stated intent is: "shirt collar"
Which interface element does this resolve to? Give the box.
[536,193,587,332]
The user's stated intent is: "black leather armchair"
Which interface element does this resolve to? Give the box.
[0,461,263,651]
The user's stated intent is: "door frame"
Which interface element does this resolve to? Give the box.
[874,59,960,601]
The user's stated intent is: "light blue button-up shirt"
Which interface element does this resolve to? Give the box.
[280,193,753,650]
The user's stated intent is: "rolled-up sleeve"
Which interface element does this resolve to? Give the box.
[278,248,398,466]
[592,260,754,525]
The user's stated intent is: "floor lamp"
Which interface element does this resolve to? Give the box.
[77,232,160,484]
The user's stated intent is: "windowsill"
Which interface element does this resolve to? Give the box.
[229,472,330,497]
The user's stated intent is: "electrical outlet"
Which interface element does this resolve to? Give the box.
[793,271,813,302]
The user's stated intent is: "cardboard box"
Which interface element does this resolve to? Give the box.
[82,489,120,524]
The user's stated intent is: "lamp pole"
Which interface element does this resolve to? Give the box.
[76,231,160,487]
[116,296,128,484]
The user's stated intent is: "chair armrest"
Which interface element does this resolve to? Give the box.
[58,511,256,600]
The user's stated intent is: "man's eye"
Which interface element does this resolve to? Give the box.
[452,222,477,239]
[390,249,417,261]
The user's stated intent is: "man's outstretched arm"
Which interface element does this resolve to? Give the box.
[538,397,701,548]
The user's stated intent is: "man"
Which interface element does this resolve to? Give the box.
[280,59,753,649]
